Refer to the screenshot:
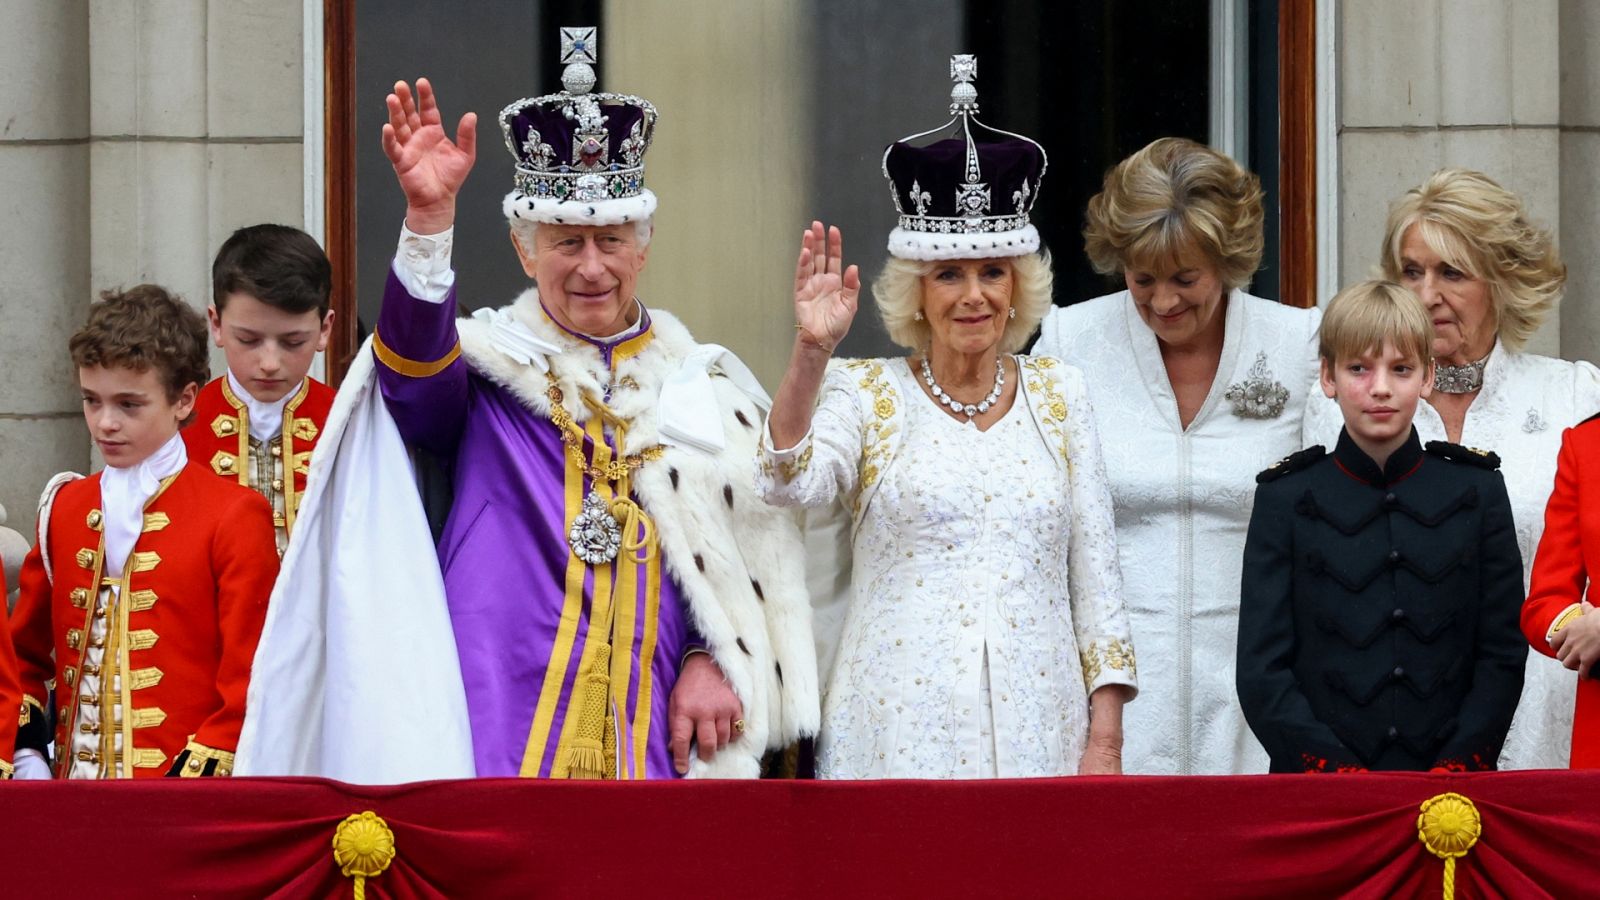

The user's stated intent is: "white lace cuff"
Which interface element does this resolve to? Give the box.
[394,222,457,303]
[757,421,815,488]
[1080,638,1138,696]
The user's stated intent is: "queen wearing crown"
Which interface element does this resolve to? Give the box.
[757,56,1136,779]
[237,28,818,782]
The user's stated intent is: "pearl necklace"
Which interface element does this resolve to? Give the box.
[921,356,1005,421]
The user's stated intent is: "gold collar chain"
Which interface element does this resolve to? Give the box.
[544,378,667,481]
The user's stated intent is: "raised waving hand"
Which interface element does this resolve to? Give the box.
[768,222,860,451]
[793,221,860,353]
[381,78,478,235]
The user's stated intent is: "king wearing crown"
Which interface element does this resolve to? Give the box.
[237,28,818,782]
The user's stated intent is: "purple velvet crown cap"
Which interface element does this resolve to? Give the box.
[499,26,659,227]
[882,54,1047,261]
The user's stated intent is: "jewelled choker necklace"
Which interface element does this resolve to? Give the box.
[1434,353,1490,394]
[921,356,1005,421]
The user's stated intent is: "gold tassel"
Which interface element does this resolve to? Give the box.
[565,644,614,779]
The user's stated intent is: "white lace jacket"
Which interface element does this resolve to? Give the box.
[1035,290,1323,774]
[1305,340,1600,769]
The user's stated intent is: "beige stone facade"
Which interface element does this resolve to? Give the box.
[0,0,305,530]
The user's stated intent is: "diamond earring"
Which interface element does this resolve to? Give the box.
[914,309,924,321]
[1008,308,1016,319]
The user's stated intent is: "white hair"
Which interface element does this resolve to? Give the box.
[510,217,654,261]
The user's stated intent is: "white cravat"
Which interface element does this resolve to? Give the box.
[227,369,292,444]
[100,431,187,577]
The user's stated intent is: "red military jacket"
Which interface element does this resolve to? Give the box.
[182,375,334,546]
[1522,414,1600,768]
[9,463,278,777]
[0,564,19,777]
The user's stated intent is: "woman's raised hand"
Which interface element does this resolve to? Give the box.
[382,78,478,235]
[793,221,860,354]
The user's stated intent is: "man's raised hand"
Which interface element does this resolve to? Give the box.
[381,78,478,235]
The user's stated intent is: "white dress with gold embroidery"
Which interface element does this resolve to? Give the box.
[758,357,1136,778]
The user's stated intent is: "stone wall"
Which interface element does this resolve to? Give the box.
[0,0,306,530]
[0,2,90,540]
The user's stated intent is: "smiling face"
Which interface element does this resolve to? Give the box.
[919,258,1014,357]
[1396,224,1496,364]
[80,364,197,468]
[514,223,650,336]
[1321,339,1433,459]
[210,293,333,402]
[1124,256,1228,349]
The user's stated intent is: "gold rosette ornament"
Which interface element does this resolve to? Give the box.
[332,811,397,900]
[1417,792,1480,900]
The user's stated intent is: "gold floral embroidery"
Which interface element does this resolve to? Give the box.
[1021,358,1072,466]
[777,443,814,484]
[1081,638,1137,686]
[842,360,900,515]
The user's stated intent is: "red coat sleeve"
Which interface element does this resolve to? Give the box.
[9,514,55,728]
[0,566,19,775]
[189,489,278,754]
[1522,426,1589,655]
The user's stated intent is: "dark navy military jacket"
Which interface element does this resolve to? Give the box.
[1236,428,1525,772]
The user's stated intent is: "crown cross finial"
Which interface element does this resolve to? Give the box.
[949,54,979,114]
[560,26,599,94]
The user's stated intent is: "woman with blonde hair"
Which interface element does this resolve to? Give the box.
[758,58,1136,779]
[1033,137,1323,775]
[1308,168,1600,769]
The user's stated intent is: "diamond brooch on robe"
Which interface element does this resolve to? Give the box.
[1224,352,1289,419]
[1523,408,1548,434]
[545,373,666,566]
[569,492,624,565]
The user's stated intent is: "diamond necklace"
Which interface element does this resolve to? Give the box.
[920,356,1005,421]
[1434,352,1490,394]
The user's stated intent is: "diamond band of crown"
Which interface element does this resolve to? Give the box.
[498,26,658,206]
[895,213,1031,235]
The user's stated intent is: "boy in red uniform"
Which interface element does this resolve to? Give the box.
[184,225,336,555]
[10,285,278,779]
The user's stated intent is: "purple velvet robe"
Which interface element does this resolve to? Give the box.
[375,271,697,778]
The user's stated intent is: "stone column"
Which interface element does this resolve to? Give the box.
[0,1,308,548]
[89,0,306,375]
[1559,0,1600,363]
[0,2,91,529]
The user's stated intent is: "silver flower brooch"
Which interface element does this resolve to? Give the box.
[1224,352,1289,419]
